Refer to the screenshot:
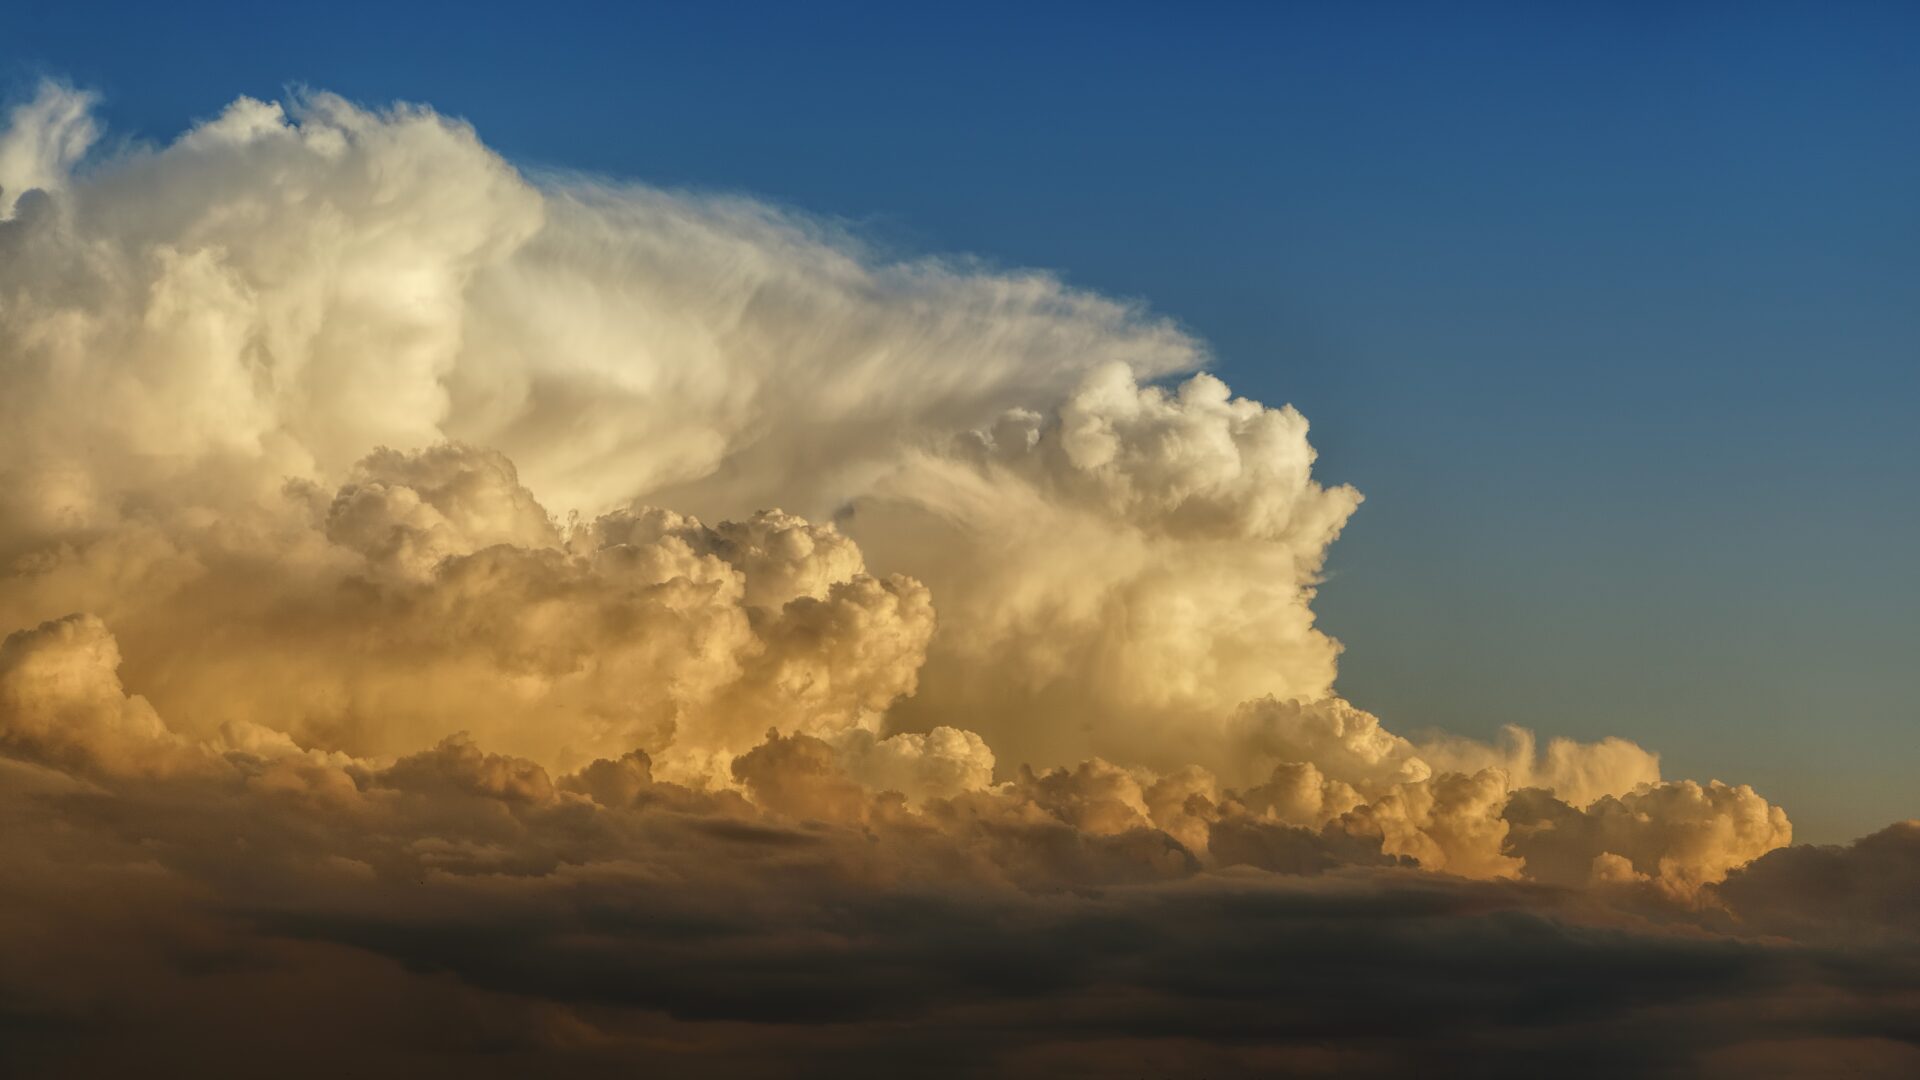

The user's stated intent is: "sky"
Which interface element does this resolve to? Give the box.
[9,1,1912,842]
[2,5,1918,1074]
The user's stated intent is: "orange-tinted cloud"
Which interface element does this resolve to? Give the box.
[4,81,1905,1076]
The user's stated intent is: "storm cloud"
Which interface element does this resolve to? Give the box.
[1,82,1914,1076]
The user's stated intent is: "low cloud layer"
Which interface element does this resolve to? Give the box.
[1,83,1914,1076]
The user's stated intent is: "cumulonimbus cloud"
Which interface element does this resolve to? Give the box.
[3,81,1912,1075]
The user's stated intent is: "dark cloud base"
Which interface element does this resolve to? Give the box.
[4,754,1916,1079]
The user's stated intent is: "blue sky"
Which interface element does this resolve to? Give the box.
[7,2,1915,841]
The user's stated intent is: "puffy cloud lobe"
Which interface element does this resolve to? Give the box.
[730,729,879,824]
[1006,758,1158,836]
[1505,780,1794,895]
[325,443,561,578]
[858,364,1361,776]
[1415,723,1662,809]
[1358,768,1526,879]
[1218,698,1780,892]
[1048,364,1358,545]
[1232,696,1431,792]
[583,505,867,610]
[834,726,997,803]
[1234,760,1366,828]
[556,746,657,808]
[709,572,935,757]
[0,614,190,777]
[380,733,557,804]
[1233,699,1662,809]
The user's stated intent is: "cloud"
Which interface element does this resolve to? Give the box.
[0,614,193,777]
[0,82,1896,1074]
[324,443,562,579]
[0,82,1200,563]
[1716,820,1920,939]
[855,363,1361,776]
[0,714,1908,1077]
[1507,779,1795,896]
[0,81,96,219]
